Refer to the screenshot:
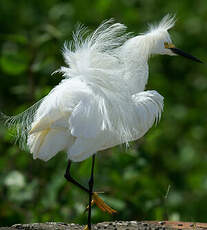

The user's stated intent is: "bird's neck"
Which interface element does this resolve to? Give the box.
[121,36,150,94]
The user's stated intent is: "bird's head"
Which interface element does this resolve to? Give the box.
[143,14,202,63]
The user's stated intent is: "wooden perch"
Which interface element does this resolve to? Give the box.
[1,221,207,230]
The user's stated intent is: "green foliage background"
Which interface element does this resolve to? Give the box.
[0,0,207,227]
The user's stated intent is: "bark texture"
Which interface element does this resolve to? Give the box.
[1,221,207,230]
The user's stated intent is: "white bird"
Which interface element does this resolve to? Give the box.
[1,15,202,229]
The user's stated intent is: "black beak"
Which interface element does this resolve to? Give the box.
[170,47,203,63]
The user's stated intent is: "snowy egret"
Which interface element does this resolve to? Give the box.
[1,15,202,229]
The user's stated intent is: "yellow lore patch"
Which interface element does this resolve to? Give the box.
[164,42,175,49]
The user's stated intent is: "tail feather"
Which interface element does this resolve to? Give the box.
[0,100,43,150]
[28,129,74,161]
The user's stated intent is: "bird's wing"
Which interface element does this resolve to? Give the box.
[28,128,74,161]
[132,90,164,137]
[67,90,164,162]
[69,93,103,139]
[26,78,99,161]
[0,80,73,153]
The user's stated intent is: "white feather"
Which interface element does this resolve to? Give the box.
[28,129,74,161]
[147,14,176,33]
[1,15,175,162]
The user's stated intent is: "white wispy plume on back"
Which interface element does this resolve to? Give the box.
[57,19,132,88]
[0,100,43,150]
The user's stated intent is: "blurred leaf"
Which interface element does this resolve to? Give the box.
[4,171,25,188]
[0,53,28,75]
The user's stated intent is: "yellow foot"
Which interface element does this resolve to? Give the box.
[85,192,117,214]
[83,226,89,230]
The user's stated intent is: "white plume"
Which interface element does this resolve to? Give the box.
[0,100,43,150]
[147,14,176,33]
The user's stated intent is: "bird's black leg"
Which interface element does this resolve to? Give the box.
[64,160,89,193]
[65,156,115,229]
[87,154,96,230]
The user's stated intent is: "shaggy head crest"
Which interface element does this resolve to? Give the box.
[147,14,176,34]
[139,14,176,56]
